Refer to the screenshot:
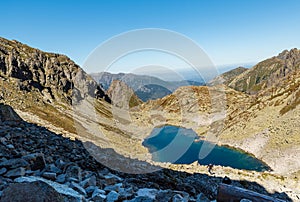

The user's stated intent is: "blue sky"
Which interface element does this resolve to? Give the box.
[1,0,300,74]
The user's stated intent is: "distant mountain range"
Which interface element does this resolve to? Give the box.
[90,72,204,101]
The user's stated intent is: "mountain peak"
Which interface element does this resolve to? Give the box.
[277,48,300,60]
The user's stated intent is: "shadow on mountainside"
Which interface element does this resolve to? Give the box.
[0,103,292,201]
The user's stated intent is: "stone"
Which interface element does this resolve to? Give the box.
[0,167,7,175]
[136,188,158,199]
[56,174,66,183]
[91,193,106,202]
[124,196,154,202]
[92,188,106,198]
[85,185,98,195]
[172,194,187,202]
[6,144,14,149]
[104,173,123,184]
[23,153,46,171]
[65,165,82,181]
[4,167,25,178]
[104,183,123,192]
[47,163,62,173]
[80,175,97,188]
[42,172,57,180]
[196,193,210,202]
[70,181,87,196]
[0,181,64,202]
[0,104,22,122]
[156,190,174,202]
[0,158,29,169]
[55,159,66,170]
[119,187,134,199]
[14,176,84,201]
[240,199,253,202]
[106,191,119,202]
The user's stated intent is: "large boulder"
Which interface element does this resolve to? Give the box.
[0,104,21,122]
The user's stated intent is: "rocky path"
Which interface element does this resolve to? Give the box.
[0,105,292,201]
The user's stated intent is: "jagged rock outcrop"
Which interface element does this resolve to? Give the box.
[0,37,110,104]
[228,48,300,94]
[107,80,142,109]
[0,104,21,122]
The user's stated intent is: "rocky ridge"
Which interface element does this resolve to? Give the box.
[208,67,248,86]
[228,48,300,94]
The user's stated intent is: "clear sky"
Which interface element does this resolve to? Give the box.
[1,0,300,74]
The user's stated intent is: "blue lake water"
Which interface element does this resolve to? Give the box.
[142,125,270,172]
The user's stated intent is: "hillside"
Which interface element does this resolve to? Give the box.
[208,66,248,86]
[228,48,300,94]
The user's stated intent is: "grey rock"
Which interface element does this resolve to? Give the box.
[56,174,66,184]
[47,163,62,173]
[172,194,187,202]
[91,193,106,202]
[6,144,14,149]
[42,172,57,180]
[0,137,7,144]
[0,167,7,175]
[80,175,97,188]
[65,165,82,181]
[4,167,25,178]
[23,153,46,171]
[136,188,158,199]
[240,199,253,202]
[119,187,134,199]
[0,158,29,169]
[70,182,87,196]
[104,173,122,184]
[67,177,79,183]
[14,176,84,201]
[106,191,119,202]
[0,181,64,202]
[0,104,22,122]
[196,193,210,202]
[104,183,123,192]
[92,188,106,198]
[156,190,174,202]
[85,185,98,195]
[124,196,154,202]
[55,159,66,170]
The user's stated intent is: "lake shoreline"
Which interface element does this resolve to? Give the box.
[143,125,271,172]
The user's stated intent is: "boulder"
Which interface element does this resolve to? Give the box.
[0,104,22,122]
[0,181,64,202]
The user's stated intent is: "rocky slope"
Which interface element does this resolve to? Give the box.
[208,66,248,86]
[228,48,300,94]
[0,37,111,134]
[0,104,293,202]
